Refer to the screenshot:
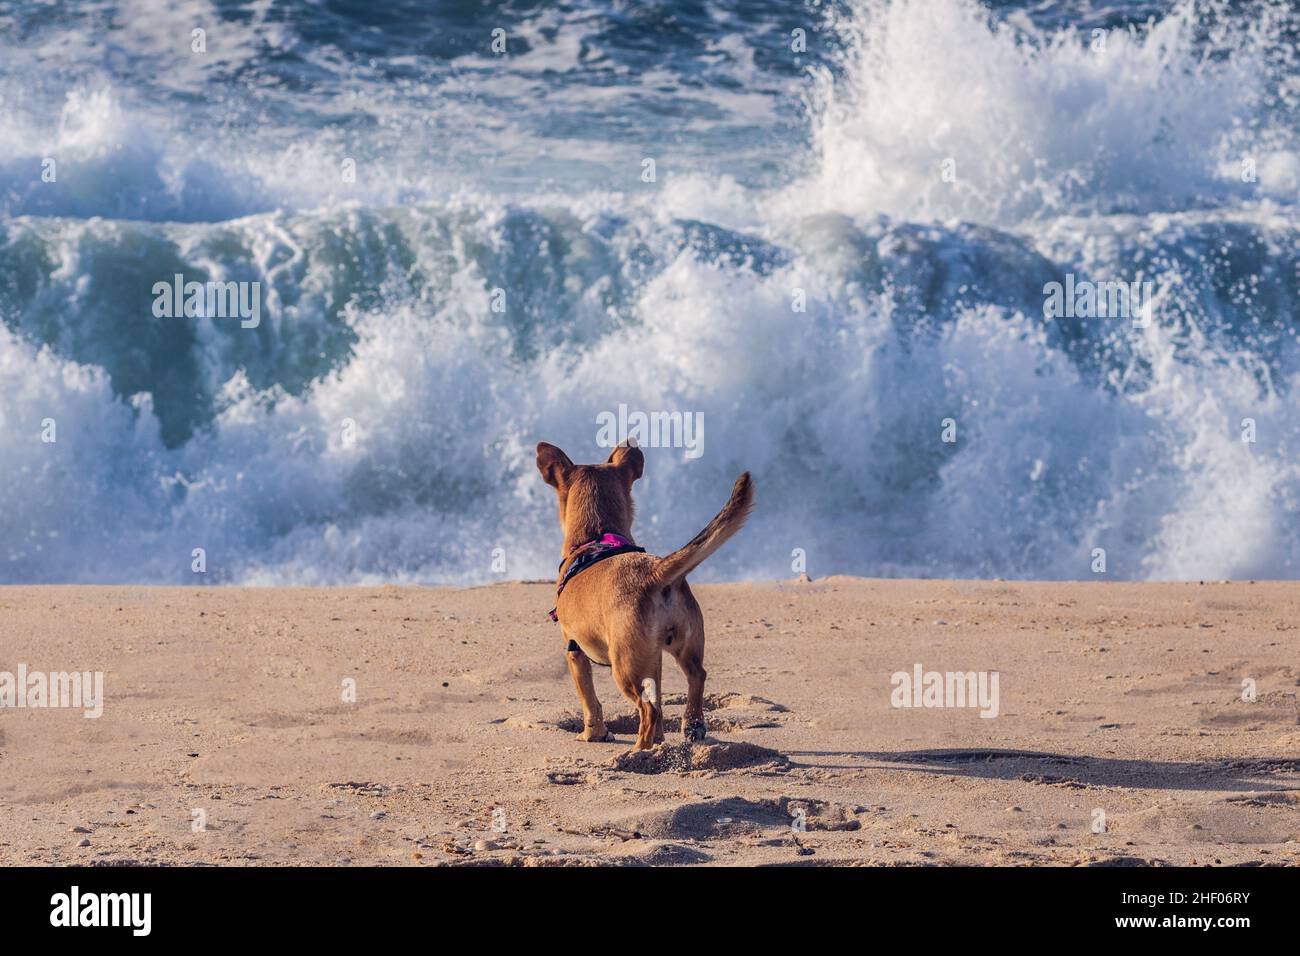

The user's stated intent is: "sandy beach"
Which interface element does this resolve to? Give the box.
[1,578,1298,867]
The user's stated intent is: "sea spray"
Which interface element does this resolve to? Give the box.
[1,0,1299,585]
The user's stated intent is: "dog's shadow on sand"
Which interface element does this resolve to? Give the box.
[784,749,1300,793]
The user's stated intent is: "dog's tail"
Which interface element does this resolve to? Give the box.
[655,472,753,586]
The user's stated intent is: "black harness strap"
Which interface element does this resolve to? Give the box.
[547,536,645,624]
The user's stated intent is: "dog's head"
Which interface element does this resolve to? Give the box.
[536,441,644,551]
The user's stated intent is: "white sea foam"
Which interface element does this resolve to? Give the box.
[801,0,1298,225]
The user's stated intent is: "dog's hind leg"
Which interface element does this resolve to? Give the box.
[652,654,665,744]
[669,590,708,742]
[673,648,707,742]
[565,639,610,742]
[613,659,660,751]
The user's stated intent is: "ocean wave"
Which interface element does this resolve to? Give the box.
[2,0,1299,584]
[804,0,1300,224]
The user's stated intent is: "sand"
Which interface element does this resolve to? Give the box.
[1,578,1298,866]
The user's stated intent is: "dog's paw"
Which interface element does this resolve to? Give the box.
[683,716,707,742]
[579,725,614,743]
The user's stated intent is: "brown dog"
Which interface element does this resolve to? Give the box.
[536,441,753,750]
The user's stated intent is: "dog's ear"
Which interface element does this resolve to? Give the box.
[606,441,644,484]
[536,442,574,489]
